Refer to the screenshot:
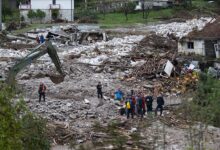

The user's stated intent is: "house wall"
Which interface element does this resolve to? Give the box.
[178,40,205,56]
[20,0,74,22]
[31,0,74,10]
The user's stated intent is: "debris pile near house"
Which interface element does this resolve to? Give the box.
[132,57,167,78]
[132,33,177,54]
[149,17,214,38]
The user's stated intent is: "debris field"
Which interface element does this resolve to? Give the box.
[1,17,220,150]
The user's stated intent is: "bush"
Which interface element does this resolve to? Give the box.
[36,9,46,23]
[27,10,37,23]
[0,84,50,150]
[52,9,60,20]
[76,9,98,23]
[127,2,136,13]
[184,73,220,127]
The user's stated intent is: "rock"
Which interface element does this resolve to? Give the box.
[69,114,78,119]
[77,139,84,144]
[20,73,30,80]
[84,99,90,104]
[94,67,103,73]
[126,140,133,145]
[143,84,154,89]
[68,53,81,60]
[130,128,137,133]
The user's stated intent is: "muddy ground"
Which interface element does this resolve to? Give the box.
[1,18,220,150]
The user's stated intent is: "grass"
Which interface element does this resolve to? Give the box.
[98,8,174,28]
[192,0,219,13]
[13,24,54,35]
[192,0,214,8]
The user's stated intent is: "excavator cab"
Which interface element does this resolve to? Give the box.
[6,41,65,86]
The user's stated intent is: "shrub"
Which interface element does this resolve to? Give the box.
[27,10,37,23]
[0,84,50,150]
[52,9,60,20]
[36,9,46,23]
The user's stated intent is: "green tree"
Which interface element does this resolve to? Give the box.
[2,0,13,21]
[51,9,59,20]
[36,9,46,23]
[179,74,220,149]
[27,10,36,23]
[0,84,50,150]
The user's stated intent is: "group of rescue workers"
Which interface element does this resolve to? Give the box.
[38,81,164,119]
[36,34,45,44]
[96,82,165,119]
[115,88,164,119]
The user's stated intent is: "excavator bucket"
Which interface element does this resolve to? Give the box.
[6,41,65,86]
[48,75,65,84]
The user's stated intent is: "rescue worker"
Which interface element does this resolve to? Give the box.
[131,95,136,115]
[141,93,146,115]
[125,94,134,119]
[137,93,144,119]
[38,82,46,102]
[36,35,40,44]
[155,93,165,116]
[145,93,154,114]
[96,82,103,99]
[114,88,124,101]
[40,34,45,43]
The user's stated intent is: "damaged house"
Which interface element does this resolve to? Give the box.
[178,17,220,58]
[19,0,74,22]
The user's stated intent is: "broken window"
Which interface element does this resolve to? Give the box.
[187,42,194,49]
[52,0,56,5]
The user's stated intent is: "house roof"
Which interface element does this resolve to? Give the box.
[186,17,220,40]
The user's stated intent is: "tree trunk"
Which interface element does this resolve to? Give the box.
[142,1,145,19]
[0,0,2,31]
[85,0,87,9]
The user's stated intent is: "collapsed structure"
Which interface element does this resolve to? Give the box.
[178,17,220,58]
[1,17,220,149]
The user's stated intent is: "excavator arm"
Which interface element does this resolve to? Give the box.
[6,41,65,86]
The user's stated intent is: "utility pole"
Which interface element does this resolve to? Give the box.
[0,0,2,31]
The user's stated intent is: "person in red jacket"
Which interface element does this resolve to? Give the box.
[38,82,47,102]
[131,95,136,115]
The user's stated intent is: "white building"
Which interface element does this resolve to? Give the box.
[135,0,173,10]
[19,0,74,23]
[178,18,220,58]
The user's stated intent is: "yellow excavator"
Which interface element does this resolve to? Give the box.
[6,41,65,86]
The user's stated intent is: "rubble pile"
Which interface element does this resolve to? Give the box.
[1,18,220,149]
[149,17,214,38]
[133,33,177,55]
[1,41,37,50]
[132,57,167,78]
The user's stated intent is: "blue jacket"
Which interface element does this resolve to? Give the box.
[40,35,45,43]
[115,90,123,100]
